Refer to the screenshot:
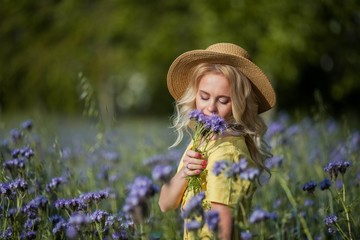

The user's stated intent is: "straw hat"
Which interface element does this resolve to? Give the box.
[167,43,276,113]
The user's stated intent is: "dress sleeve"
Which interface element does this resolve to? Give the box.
[206,138,254,208]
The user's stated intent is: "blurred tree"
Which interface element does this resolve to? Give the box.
[0,0,359,118]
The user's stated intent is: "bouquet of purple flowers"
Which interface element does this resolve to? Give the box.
[188,110,227,193]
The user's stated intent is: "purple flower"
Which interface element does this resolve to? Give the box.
[123,176,158,214]
[23,196,48,218]
[152,164,173,183]
[324,214,338,226]
[212,160,229,176]
[249,209,270,224]
[0,182,12,196]
[265,121,285,140]
[65,225,78,240]
[3,158,26,171]
[182,192,205,219]
[204,210,219,232]
[55,198,87,211]
[21,120,33,131]
[10,129,22,142]
[68,213,91,225]
[1,226,13,240]
[239,168,260,181]
[302,181,317,194]
[324,160,351,180]
[143,150,181,167]
[210,114,227,134]
[90,210,109,223]
[319,178,331,190]
[304,199,314,207]
[24,217,41,230]
[80,189,110,203]
[265,155,284,169]
[186,219,203,231]
[189,110,205,123]
[10,178,28,192]
[240,231,252,240]
[226,158,248,178]
[20,230,36,240]
[20,147,35,159]
[46,177,67,192]
[112,231,128,240]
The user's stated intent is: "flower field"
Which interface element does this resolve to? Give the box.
[0,114,359,239]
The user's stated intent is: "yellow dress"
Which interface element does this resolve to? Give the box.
[177,136,256,240]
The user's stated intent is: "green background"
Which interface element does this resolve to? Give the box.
[1,0,359,118]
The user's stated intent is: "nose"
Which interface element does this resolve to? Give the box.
[207,101,217,114]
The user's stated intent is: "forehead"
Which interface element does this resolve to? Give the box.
[198,73,231,94]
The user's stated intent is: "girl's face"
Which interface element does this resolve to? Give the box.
[195,73,233,120]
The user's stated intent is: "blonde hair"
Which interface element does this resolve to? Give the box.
[170,63,272,172]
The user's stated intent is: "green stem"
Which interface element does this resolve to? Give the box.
[276,174,313,240]
[340,175,353,240]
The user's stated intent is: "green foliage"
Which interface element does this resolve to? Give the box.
[0,0,359,116]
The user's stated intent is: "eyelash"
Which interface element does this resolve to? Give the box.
[200,97,228,104]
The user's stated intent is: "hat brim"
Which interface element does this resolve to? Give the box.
[167,50,276,113]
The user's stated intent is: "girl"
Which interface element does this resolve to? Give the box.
[159,43,276,239]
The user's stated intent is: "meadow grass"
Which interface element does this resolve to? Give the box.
[0,113,359,239]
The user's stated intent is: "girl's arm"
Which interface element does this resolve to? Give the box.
[211,203,233,240]
[158,149,206,212]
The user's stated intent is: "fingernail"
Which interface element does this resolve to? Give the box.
[197,153,202,158]
[196,170,201,174]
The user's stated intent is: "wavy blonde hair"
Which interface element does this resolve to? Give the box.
[170,63,272,172]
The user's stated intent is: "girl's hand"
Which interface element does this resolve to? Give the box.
[182,149,207,177]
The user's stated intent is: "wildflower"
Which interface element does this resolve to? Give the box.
[225,158,248,178]
[45,177,67,192]
[10,178,28,192]
[20,147,35,159]
[239,168,260,181]
[50,215,65,225]
[55,198,87,212]
[249,209,270,224]
[101,150,120,161]
[112,231,128,240]
[324,160,351,180]
[182,192,205,219]
[304,199,314,207]
[302,181,317,194]
[123,176,158,218]
[186,219,203,231]
[324,214,338,226]
[143,149,181,167]
[10,129,22,142]
[319,178,331,190]
[265,121,285,140]
[68,213,91,225]
[1,226,13,240]
[212,160,229,176]
[20,230,37,240]
[80,189,110,203]
[90,210,109,223]
[240,231,252,240]
[265,155,284,169]
[3,158,26,171]
[21,120,33,131]
[23,196,48,218]
[152,164,173,183]
[65,225,78,240]
[204,210,219,232]
[0,182,12,196]
[51,215,67,235]
[24,217,41,230]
